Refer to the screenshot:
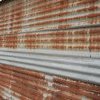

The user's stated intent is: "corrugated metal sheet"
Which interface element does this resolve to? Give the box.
[0,0,100,99]
[0,0,100,50]
[0,48,100,85]
[0,64,100,100]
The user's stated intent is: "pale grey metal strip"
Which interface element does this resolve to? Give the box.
[0,48,100,58]
[0,59,100,85]
[0,51,100,68]
[0,50,100,85]
[0,48,92,57]
[0,55,100,75]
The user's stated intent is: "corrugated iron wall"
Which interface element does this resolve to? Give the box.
[0,0,100,51]
[0,0,100,100]
[0,64,100,100]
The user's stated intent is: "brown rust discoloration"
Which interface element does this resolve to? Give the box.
[0,0,100,99]
[4,33,18,48]
[0,64,100,100]
[0,27,100,51]
[0,36,3,47]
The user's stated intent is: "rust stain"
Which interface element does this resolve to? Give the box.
[4,33,18,48]
[24,34,36,49]
[0,64,100,100]
[0,0,100,99]
[0,36,3,47]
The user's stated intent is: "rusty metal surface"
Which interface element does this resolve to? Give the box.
[0,0,100,99]
[0,64,100,100]
[0,0,99,51]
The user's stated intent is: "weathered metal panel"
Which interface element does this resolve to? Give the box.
[0,0,100,51]
[0,64,100,100]
[0,49,100,85]
[0,0,100,99]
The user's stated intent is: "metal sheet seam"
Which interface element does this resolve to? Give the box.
[0,24,100,36]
